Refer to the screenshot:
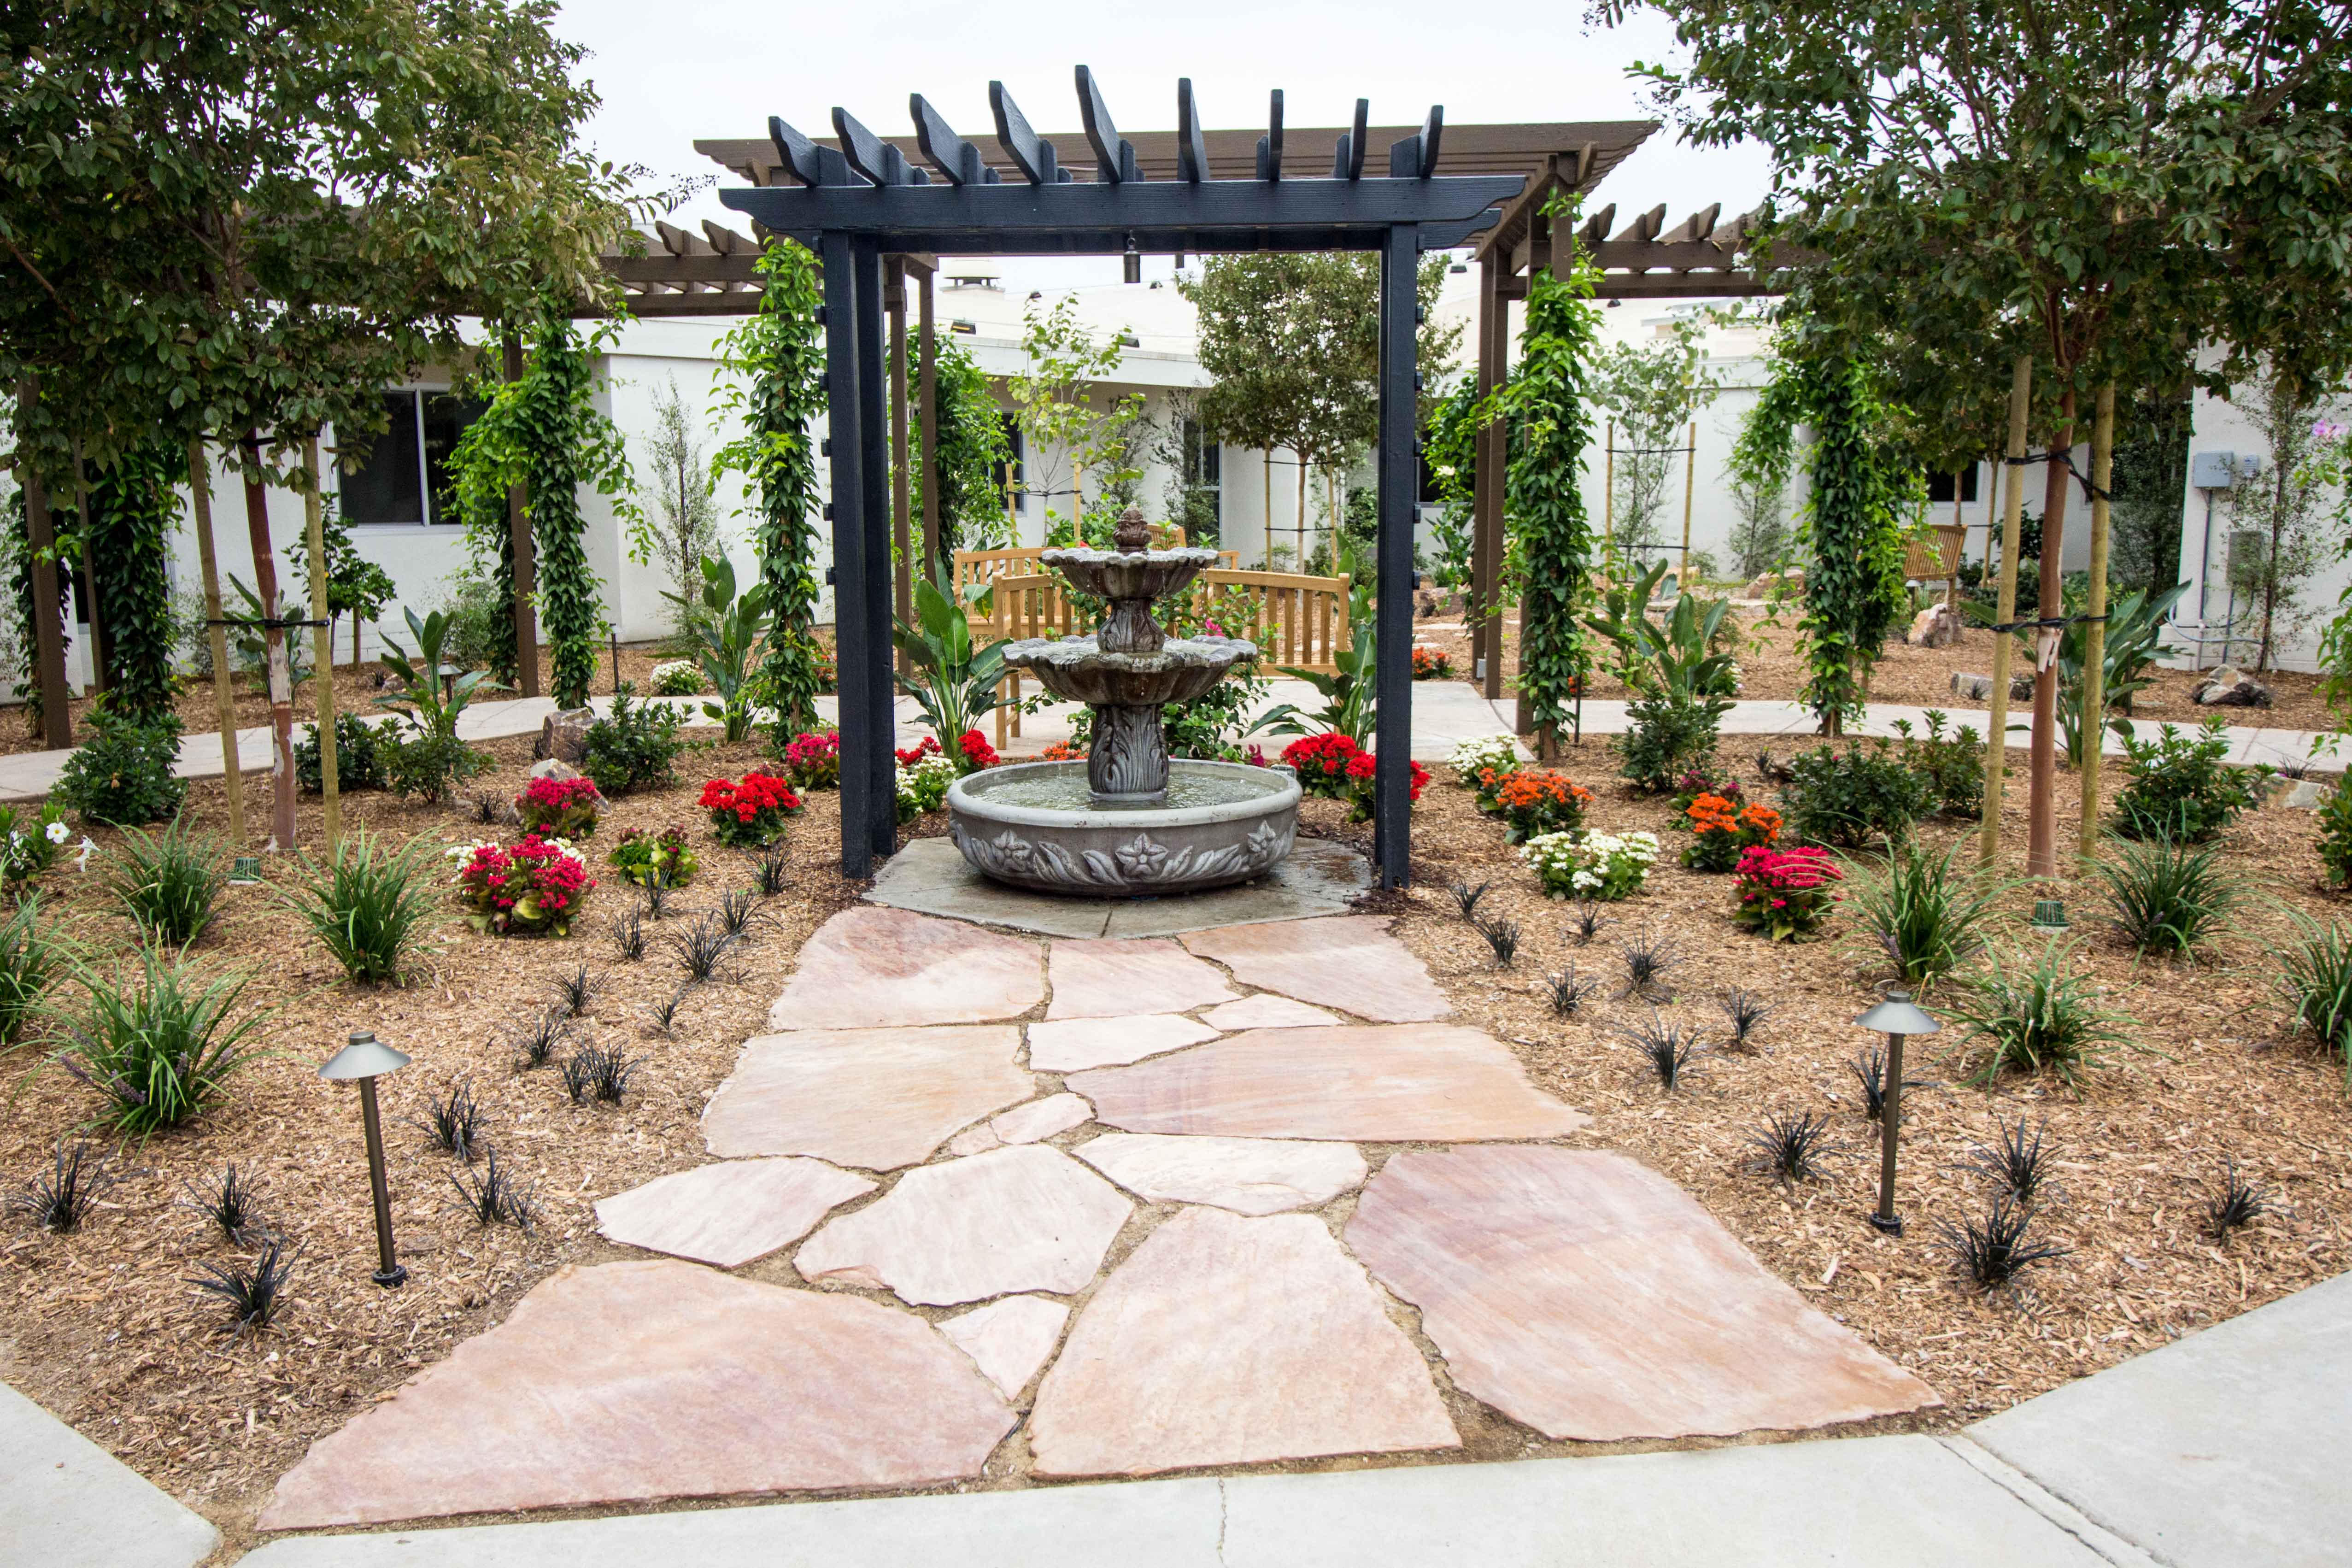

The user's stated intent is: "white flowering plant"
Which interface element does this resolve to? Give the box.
[895,753,961,822]
[1449,734,1522,789]
[0,801,71,890]
[650,659,705,696]
[1521,829,1659,901]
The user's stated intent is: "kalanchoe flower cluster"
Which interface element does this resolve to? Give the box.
[780,729,841,790]
[451,834,596,937]
[958,729,1000,771]
[1731,845,1842,941]
[699,771,804,849]
[607,826,698,888]
[1668,766,1744,819]
[1449,734,1521,791]
[896,752,961,822]
[650,658,703,696]
[1492,768,1595,844]
[1681,795,1782,873]
[1280,733,1429,823]
[515,775,604,838]
[1410,645,1455,680]
[1522,830,1659,901]
[895,736,944,767]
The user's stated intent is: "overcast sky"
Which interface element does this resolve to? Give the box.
[553,0,1770,292]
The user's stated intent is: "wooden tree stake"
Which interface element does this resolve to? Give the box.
[238,433,298,852]
[1980,356,2032,866]
[2026,387,2076,879]
[187,440,246,849]
[305,436,340,854]
[2078,383,2116,863]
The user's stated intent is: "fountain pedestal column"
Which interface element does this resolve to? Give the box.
[1091,705,1170,803]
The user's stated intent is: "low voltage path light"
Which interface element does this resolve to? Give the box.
[1856,991,1939,1236]
[320,1031,411,1287]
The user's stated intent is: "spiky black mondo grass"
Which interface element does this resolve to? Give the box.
[180,1163,263,1243]
[1545,966,1602,1017]
[1970,1117,2058,1207]
[1848,1045,1924,1122]
[717,887,765,941]
[2204,1159,2269,1244]
[1618,929,1680,1002]
[418,1080,489,1162]
[1449,879,1493,921]
[609,908,648,962]
[549,963,601,1018]
[1747,1110,1839,1185]
[752,846,792,898]
[1570,900,1612,945]
[511,1008,573,1070]
[1717,987,1776,1051]
[1472,912,1523,968]
[10,1140,111,1233]
[667,915,738,984]
[188,1239,295,1334]
[450,1149,536,1229]
[560,1042,637,1106]
[639,873,679,921]
[1623,1014,1705,1090]
[1939,1197,2069,1291]
[645,983,692,1035]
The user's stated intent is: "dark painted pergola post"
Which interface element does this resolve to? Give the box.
[820,232,877,880]
[852,237,898,866]
[1373,223,1419,887]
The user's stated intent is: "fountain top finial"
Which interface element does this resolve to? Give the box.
[1113,505,1150,552]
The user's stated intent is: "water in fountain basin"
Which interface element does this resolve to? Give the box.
[973,767,1282,812]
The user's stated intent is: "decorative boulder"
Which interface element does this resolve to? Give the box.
[1906,605,1962,648]
[530,758,583,782]
[536,706,597,762]
[1950,669,2033,701]
[2194,667,2273,708]
[1744,570,1804,600]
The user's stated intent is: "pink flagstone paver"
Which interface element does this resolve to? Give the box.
[702,1025,1032,1170]
[1198,993,1338,1031]
[795,1145,1133,1306]
[938,1295,1070,1398]
[1044,936,1240,1020]
[258,1261,1013,1531]
[1073,1134,1367,1216]
[594,1158,875,1268]
[1027,1206,1459,1476]
[768,908,1043,1031]
[1180,917,1449,1022]
[992,1092,1092,1144]
[1346,1147,1942,1442]
[945,1123,1001,1157]
[1025,1013,1218,1073]
[1068,1025,1590,1143]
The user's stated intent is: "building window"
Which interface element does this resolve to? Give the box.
[993,416,1026,513]
[1179,418,1222,541]
[339,388,484,524]
[1926,465,1982,504]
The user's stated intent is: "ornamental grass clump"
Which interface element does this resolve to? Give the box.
[1848,1045,1923,1122]
[1617,928,1681,1002]
[1472,913,1522,968]
[2094,833,2244,958]
[54,950,271,1135]
[701,772,805,849]
[1622,1014,1705,1089]
[416,1081,488,1163]
[667,915,738,984]
[1942,941,2143,1089]
[188,1239,294,1335]
[1522,831,1658,901]
[103,815,229,947]
[451,834,596,937]
[282,830,443,985]
[1448,879,1492,921]
[1939,1197,2067,1292]
[515,775,605,839]
[2203,1159,2269,1243]
[180,1163,263,1243]
[780,728,842,790]
[2274,912,2352,1081]
[1731,846,1842,941]
[1545,966,1601,1016]
[1679,795,1781,873]
[751,846,791,897]
[1491,768,1595,845]
[1969,1118,2058,1207]
[450,1150,535,1229]
[1717,987,1775,1050]
[1746,1110,1838,1185]
[10,1140,110,1233]
[1842,838,2007,988]
[0,896,66,1052]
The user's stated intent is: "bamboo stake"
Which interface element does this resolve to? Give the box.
[187,440,246,849]
[1680,420,1697,579]
[1602,419,1615,558]
[2078,383,2116,863]
[304,436,340,854]
[1980,356,2032,866]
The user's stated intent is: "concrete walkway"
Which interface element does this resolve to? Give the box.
[0,1381,221,1567]
[1,681,2330,803]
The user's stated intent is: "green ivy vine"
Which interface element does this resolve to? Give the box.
[5,437,176,728]
[712,239,827,742]
[916,336,1014,559]
[1422,381,1478,591]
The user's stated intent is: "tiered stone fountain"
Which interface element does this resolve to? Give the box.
[946,508,1300,895]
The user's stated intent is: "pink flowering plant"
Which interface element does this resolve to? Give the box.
[450,834,597,937]
[781,729,842,790]
[1730,845,1842,941]
[516,775,604,838]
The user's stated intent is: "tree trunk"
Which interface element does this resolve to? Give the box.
[2026,389,2075,880]
[1982,356,2032,867]
[305,436,340,855]
[16,379,72,747]
[187,439,246,848]
[239,434,298,851]
[70,440,107,695]
[2077,384,2116,863]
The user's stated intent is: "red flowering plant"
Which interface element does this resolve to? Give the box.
[1038,740,1085,762]
[781,729,841,790]
[1279,733,1429,822]
[699,770,805,849]
[450,833,596,937]
[957,729,999,772]
[515,775,604,838]
[1730,845,1842,940]
[1492,768,1595,845]
[1681,797,1782,873]
[895,736,943,766]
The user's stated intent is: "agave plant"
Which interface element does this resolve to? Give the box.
[891,568,1013,749]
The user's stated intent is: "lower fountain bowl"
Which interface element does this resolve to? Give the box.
[947,759,1301,897]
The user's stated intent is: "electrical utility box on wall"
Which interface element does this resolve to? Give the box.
[2192,451,2239,488]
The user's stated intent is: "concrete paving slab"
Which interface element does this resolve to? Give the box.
[1968,1268,2352,1568]
[0,1381,221,1568]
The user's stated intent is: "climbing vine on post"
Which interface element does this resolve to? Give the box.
[81,435,179,723]
[1491,197,1602,752]
[712,239,827,742]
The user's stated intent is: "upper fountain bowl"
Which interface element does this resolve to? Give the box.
[1039,546,1224,604]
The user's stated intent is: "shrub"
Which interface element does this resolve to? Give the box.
[450,834,597,937]
[893,752,960,824]
[54,709,186,826]
[282,830,443,984]
[1842,838,2008,988]
[608,827,698,889]
[2319,774,2352,887]
[0,896,65,1051]
[1618,693,1721,793]
[1449,734,1522,797]
[1523,830,1658,900]
[1410,645,1454,680]
[650,658,704,696]
[1943,940,2141,1089]
[102,815,229,947]
[1680,796,1780,872]
[293,712,392,793]
[1889,711,1985,818]
[781,729,842,790]
[579,687,685,796]
[1492,769,1594,844]
[2094,833,2244,957]
[188,1239,295,1334]
[516,775,605,839]
[1731,846,1842,940]
[382,732,487,804]
[703,771,805,848]
[1778,743,1936,847]
[2275,912,2352,1081]
[0,801,72,892]
[54,948,272,1134]
[2112,721,2266,842]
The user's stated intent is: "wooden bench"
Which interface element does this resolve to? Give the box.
[1905,523,1966,593]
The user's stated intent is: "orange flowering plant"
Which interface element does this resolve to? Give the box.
[1679,794,1781,872]
[1494,768,1595,845]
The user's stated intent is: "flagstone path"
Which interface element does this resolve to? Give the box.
[260,902,1941,1534]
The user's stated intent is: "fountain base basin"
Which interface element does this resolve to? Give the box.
[947,759,1300,896]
